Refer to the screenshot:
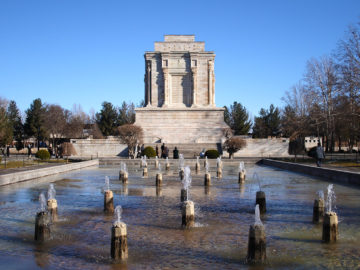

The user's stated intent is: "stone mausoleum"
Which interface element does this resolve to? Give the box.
[135,35,228,144]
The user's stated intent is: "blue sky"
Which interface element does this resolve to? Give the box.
[1,0,359,119]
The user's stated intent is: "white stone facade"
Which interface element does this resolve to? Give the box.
[136,35,228,144]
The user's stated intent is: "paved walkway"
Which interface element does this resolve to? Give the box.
[0,161,67,175]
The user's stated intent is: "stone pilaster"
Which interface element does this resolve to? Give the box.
[163,67,169,106]
[146,61,152,106]
[191,67,197,106]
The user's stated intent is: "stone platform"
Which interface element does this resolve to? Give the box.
[135,107,228,144]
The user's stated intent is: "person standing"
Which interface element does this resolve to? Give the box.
[161,143,165,158]
[315,143,325,167]
[173,147,179,159]
[156,145,159,158]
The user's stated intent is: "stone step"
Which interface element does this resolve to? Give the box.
[142,143,222,158]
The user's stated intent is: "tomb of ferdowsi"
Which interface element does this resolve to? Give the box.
[135,35,229,144]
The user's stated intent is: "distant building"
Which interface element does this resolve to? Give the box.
[304,136,322,151]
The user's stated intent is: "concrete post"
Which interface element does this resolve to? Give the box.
[322,212,339,243]
[239,171,246,183]
[179,169,184,180]
[165,163,170,171]
[111,222,128,260]
[182,200,195,228]
[156,173,162,187]
[312,198,324,224]
[180,189,187,202]
[143,168,148,178]
[34,211,51,242]
[104,190,114,214]
[256,191,266,214]
[247,224,266,263]
[204,172,211,186]
[216,167,222,179]
[47,199,58,222]
[119,171,128,183]
[195,162,200,173]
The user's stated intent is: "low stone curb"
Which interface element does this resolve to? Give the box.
[0,159,99,186]
[261,159,360,186]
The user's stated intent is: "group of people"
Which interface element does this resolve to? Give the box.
[156,143,180,159]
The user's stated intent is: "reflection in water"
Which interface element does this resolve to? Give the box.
[0,165,359,269]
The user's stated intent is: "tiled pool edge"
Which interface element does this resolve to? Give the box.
[0,159,99,186]
[261,159,360,186]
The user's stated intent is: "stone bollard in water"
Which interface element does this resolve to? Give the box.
[256,191,266,214]
[156,173,162,187]
[156,186,162,197]
[155,160,159,169]
[179,169,184,180]
[143,167,148,178]
[165,163,170,171]
[119,171,128,183]
[247,224,266,263]
[47,199,58,222]
[104,190,114,213]
[195,162,200,173]
[322,212,339,243]
[216,167,222,179]
[34,211,51,242]
[238,171,246,183]
[111,222,128,260]
[204,172,211,186]
[313,198,325,224]
[180,189,188,202]
[182,200,195,228]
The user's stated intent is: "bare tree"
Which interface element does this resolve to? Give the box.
[44,104,67,148]
[304,56,340,152]
[117,124,143,158]
[223,137,247,159]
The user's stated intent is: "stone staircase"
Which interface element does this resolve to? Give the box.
[144,143,222,158]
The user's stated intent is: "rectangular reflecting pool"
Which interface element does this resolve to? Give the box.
[0,164,359,269]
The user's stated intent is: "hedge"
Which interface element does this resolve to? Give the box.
[35,149,50,160]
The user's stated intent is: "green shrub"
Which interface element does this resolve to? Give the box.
[205,149,220,159]
[142,146,156,158]
[35,149,50,160]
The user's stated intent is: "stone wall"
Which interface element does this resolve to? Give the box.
[70,138,128,157]
[135,107,228,143]
[223,138,291,158]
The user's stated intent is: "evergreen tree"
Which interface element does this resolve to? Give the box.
[24,98,46,150]
[118,101,135,126]
[252,104,281,138]
[224,102,252,135]
[96,101,118,136]
[0,107,13,148]
[7,101,23,144]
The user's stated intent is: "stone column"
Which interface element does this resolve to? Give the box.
[146,61,152,106]
[191,67,197,106]
[211,61,215,106]
[163,67,169,106]
[208,60,215,106]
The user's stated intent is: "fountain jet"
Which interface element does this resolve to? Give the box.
[104,176,114,213]
[238,161,246,183]
[216,157,222,179]
[313,190,324,224]
[47,184,58,222]
[322,184,338,242]
[156,163,162,187]
[111,205,128,260]
[195,156,200,173]
[35,192,51,242]
[119,162,128,183]
[247,204,266,263]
